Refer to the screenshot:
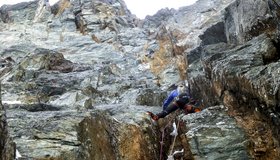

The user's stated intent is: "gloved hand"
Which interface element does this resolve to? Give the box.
[183,105,193,114]
[183,104,201,114]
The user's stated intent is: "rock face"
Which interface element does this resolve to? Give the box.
[224,0,279,44]
[77,106,161,160]
[0,0,280,159]
[0,84,15,160]
[182,106,249,159]
[187,0,280,159]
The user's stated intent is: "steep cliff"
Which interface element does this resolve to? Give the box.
[0,0,280,159]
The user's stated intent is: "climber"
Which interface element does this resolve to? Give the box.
[43,0,49,6]
[162,81,190,110]
[147,93,201,121]
[43,0,50,10]
[147,82,200,121]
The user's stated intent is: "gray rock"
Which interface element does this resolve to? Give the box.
[0,1,38,23]
[183,106,250,160]
[0,84,15,160]
[224,0,278,44]
[6,109,85,159]
[1,0,280,159]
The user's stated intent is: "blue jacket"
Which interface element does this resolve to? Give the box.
[163,87,191,110]
[162,89,179,110]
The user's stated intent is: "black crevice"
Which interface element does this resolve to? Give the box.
[262,39,280,65]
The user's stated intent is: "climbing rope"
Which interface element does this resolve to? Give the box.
[159,121,171,160]
[168,119,180,156]
[157,100,204,159]
[159,110,182,160]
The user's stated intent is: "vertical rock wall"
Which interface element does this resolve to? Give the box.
[188,0,280,159]
[77,111,161,160]
[224,0,279,44]
[0,83,15,160]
